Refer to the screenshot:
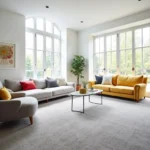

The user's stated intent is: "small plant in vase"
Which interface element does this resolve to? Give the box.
[82,81,88,89]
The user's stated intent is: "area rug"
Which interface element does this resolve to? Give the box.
[0,95,150,150]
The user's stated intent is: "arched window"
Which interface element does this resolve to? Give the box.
[25,17,61,78]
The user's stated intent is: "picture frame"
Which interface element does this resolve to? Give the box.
[0,42,16,69]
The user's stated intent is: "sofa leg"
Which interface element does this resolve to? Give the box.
[29,117,33,124]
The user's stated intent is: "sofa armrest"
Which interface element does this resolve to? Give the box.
[0,100,21,115]
[66,82,76,91]
[11,92,26,99]
[88,81,96,89]
[134,83,146,101]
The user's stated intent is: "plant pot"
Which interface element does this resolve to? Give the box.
[76,84,81,91]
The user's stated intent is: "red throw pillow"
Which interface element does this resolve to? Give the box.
[20,81,36,91]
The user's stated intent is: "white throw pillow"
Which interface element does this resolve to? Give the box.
[101,75,112,85]
[56,78,66,86]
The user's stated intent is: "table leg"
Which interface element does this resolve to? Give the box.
[71,95,84,113]
[89,93,103,105]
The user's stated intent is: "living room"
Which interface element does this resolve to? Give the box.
[0,0,150,150]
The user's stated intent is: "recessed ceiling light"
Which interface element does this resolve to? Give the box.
[138,0,142,1]
[45,6,49,8]
[80,21,83,23]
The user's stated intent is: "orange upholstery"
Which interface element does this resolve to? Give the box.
[112,75,118,86]
[110,86,134,95]
[117,75,143,87]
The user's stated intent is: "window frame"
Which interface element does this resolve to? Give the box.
[25,17,61,79]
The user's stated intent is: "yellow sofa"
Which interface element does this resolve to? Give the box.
[88,75,147,102]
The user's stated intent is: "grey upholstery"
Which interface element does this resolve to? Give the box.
[30,79,46,89]
[0,96,38,123]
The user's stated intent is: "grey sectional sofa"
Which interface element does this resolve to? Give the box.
[2,79,75,102]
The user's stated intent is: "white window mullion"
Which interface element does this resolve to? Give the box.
[104,35,107,74]
[34,33,37,78]
[132,30,135,75]
[117,34,120,74]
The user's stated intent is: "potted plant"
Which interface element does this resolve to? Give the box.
[71,55,86,91]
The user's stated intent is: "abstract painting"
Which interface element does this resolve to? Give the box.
[0,43,15,69]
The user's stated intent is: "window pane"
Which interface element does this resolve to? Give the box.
[37,71,44,79]
[126,31,132,49]
[46,52,52,68]
[120,50,126,74]
[120,33,125,50]
[26,32,34,49]
[100,37,104,52]
[46,37,52,50]
[37,51,43,70]
[143,47,150,69]
[36,18,44,31]
[143,27,150,47]
[26,50,34,70]
[95,38,99,53]
[26,71,34,78]
[126,50,132,75]
[53,70,60,77]
[135,49,142,75]
[36,34,43,50]
[107,52,111,69]
[112,35,117,50]
[99,53,104,69]
[54,53,60,69]
[54,39,60,52]
[135,29,142,48]
[26,18,34,28]
[46,20,52,33]
[95,54,100,68]
[54,26,60,36]
[106,36,111,51]
[112,52,116,69]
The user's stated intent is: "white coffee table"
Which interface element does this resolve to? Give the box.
[70,89,103,113]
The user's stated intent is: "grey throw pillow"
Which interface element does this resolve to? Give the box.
[30,79,46,89]
[5,79,22,92]
[46,79,59,88]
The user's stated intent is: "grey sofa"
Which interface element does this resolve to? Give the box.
[3,79,75,102]
[0,93,38,124]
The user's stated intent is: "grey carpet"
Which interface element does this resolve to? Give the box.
[0,95,150,150]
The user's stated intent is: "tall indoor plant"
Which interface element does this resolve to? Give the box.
[71,55,86,91]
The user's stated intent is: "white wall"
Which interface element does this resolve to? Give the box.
[66,29,78,82]
[78,9,150,80]
[0,10,25,82]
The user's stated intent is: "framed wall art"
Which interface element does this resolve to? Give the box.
[0,42,15,69]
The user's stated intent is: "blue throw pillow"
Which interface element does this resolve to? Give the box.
[95,75,103,84]
[46,79,59,88]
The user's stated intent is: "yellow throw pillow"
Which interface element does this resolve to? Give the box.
[0,87,11,100]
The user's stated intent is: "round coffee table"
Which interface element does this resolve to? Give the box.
[70,89,103,113]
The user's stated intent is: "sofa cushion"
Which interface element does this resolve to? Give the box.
[117,75,143,87]
[45,86,74,96]
[0,87,11,100]
[56,78,67,86]
[95,75,103,84]
[30,79,46,89]
[19,89,52,100]
[46,79,59,88]
[5,79,22,92]
[110,86,134,95]
[0,81,3,89]
[101,75,112,85]
[112,75,118,86]
[92,84,114,92]
[20,81,36,91]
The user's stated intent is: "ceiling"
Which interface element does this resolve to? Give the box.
[0,0,150,31]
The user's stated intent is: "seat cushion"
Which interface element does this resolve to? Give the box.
[45,86,74,96]
[20,89,52,100]
[117,75,143,87]
[110,86,134,95]
[92,84,114,92]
